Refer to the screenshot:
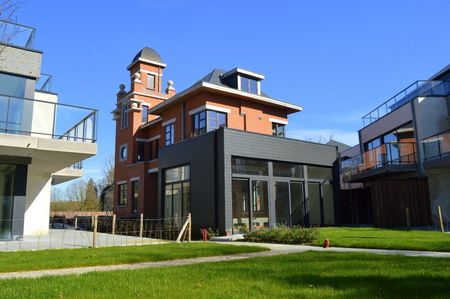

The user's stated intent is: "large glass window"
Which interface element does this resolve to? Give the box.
[192,110,227,136]
[164,165,190,226]
[0,73,26,97]
[307,166,333,181]
[232,178,250,233]
[290,182,304,226]
[252,180,269,229]
[322,184,334,225]
[308,182,321,226]
[0,164,16,240]
[275,181,290,225]
[273,162,303,178]
[131,180,139,214]
[165,123,174,145]
[232,157,268,176]
[118,183,127,206]
[272,123,285,137]
[240,76,258,94]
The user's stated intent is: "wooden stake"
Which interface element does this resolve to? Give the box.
[139,213,144,238]
[93,215,98,248]
[188,213,192,243]
[112,214,116,235]
[74,216,78,230]
[438,206,445,233]
[91,215,94,231]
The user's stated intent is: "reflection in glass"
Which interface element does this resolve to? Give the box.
[232,179,250,233]
[322,184,334,225]
[308,183,321,226]
[290,182,304,226]
[252,180,268,229]
[231,157,268,176]
[0,165,16,240]
[275,181,290,225]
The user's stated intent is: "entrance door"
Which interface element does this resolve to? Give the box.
[0,164,15,240]
[290,181,305,226]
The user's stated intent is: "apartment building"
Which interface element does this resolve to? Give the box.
[0,21,97,240]
[113,47,340,235]
[341,65,450,227]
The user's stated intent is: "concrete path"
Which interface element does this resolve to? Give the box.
[0,229,165,252]
[1,242,450,280]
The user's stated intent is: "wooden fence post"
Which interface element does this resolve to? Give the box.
[112,214,116,235]
[74,216,78,230]
[92,215,98,248]
[139,213,144,238]
[438,206,445,233]
[91,215,94,231]
[405,207,410,228]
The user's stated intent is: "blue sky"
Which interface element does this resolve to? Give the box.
[17,0,450,183]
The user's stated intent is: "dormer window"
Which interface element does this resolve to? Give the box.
[240,76,258,94]
[272,123,286,137]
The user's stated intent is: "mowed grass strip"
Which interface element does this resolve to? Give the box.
[1,251,450,298]
[314,227,450,252]
[0,243,267,273]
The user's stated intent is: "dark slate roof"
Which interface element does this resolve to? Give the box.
[131,47,164,65]
[193,68,274,99]
[326,139,351,153]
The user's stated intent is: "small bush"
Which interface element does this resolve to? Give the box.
[243,226,319,245]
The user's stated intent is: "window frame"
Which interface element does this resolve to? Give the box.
[141,105,149,124]
[118,183,127,206]
[272,123,286,137]
[146,74,156,90]
[136,141,145,162]
[191,109,227,136]
[165,123,174,146]
[119,144,128,162]
[121,103,128,129]
[131,180,139,214]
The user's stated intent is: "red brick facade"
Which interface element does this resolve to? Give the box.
[113,49,301,218]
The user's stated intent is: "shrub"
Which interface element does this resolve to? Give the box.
[243,226,319,245]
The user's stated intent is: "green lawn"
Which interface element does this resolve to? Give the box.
[1,251,449,298]
[0,243,267,273]
[314,227,450,252]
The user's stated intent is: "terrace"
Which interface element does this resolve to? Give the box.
[341,142,417,182]
[362,80,450,127]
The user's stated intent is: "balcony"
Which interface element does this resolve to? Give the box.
[422,129,450,167]
[0,20,35,49]
[36,74,53,93]
[362,80,450,127]
[342,142,417,182]
[0,93,97,142]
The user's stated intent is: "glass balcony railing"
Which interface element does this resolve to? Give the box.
[362,80,450,127]
[422,129,450,161]
[341,142,417,180]
[0,20,35,49]
[35,74,53,92]
[0,93,97,143]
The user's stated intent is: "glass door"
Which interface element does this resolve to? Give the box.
[290,181,305,226]
[232,178,250,234]
[251,180,269,230]
[0,164,15,240]
[274,181,290,226]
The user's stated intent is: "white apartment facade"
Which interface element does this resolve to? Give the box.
[0,21,97,240]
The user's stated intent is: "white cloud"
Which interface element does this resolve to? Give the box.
[287,128,359,146]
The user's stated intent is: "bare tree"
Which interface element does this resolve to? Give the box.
[0,0,23,56]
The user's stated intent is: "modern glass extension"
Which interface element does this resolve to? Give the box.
[163,165,191,226]
[231,157,334,233]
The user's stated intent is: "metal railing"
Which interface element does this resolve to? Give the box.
[36,74,53,92]
[341,142,417,180]
[0,20,35,49]
[422,129,450,161]
[362,80,450,127]
[0,93,97,143]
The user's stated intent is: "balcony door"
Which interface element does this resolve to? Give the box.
[0,164,16,240]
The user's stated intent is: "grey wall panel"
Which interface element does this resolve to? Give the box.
[159,133,217,233]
